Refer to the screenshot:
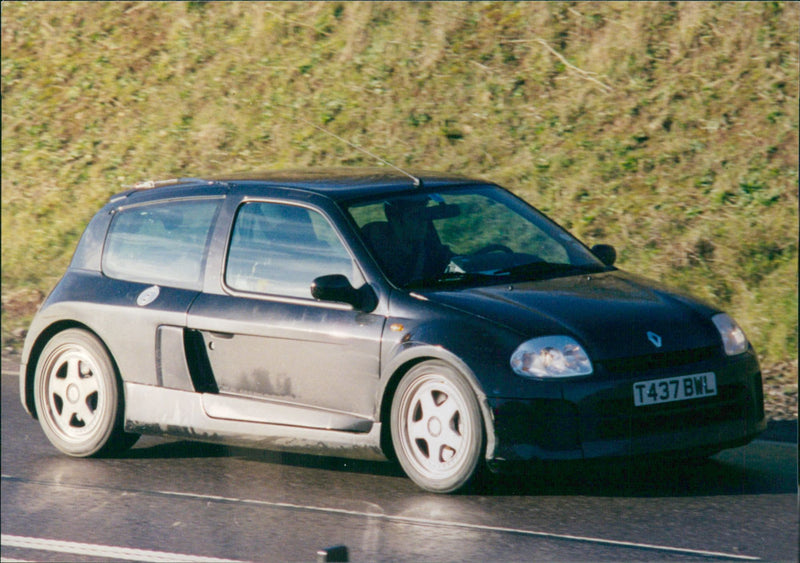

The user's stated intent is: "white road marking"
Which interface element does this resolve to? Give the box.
[3,474,763,560]
[159,490,761,561]
[0,534,246,563]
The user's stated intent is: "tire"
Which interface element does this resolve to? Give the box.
[391,361,485,493]
[33,329,139,457]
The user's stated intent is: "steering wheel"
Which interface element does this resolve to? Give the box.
[471,243,514,255]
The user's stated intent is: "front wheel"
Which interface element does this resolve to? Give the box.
[391,361,485,493]
[33,328,139,457]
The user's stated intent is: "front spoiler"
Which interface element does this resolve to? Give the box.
[486,398,766,468]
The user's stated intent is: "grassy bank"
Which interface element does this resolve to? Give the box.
[2,2,797,384]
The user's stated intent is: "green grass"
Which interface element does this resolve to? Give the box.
[2,2,798,373]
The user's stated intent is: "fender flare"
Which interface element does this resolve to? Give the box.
[378,342,498,462]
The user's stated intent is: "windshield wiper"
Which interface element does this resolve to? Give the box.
[406,262,606,289]
[406,271,497,289]
[493,261,605,280]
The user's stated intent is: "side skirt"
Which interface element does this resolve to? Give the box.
[202,392,374,432]
[124,383,386,461]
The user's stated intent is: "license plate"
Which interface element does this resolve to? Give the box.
[633,372,717,407]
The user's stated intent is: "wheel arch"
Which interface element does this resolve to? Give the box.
[378,345,497,463]
[24,321,119,419]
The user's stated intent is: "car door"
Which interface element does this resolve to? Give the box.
[186,199,385,431]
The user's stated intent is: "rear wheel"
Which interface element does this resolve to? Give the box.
[391,361,485,493]
[33,329,138,457]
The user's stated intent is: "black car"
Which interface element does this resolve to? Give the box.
[20,169,765,493]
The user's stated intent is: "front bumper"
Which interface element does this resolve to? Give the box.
[487,348,765,465]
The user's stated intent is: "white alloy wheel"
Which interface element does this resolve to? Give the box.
[391,361,484,493]
[33,329,137,457]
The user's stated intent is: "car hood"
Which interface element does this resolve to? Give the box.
[420,271,721,361]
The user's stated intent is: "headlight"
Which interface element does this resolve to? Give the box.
[712,313,749,356]
[511,336,593,378]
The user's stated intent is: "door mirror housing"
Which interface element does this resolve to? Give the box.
[311,275,377,312]
[591,244,617,267]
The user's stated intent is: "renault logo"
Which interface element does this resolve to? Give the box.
[647,331,663,348]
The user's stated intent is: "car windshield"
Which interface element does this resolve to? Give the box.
[346,185,609,289]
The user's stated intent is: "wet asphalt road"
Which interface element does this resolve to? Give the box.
[1,365,797,562]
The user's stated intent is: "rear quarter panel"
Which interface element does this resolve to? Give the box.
[21,270,200,415]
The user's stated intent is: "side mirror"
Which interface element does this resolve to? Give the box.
[311,275,377,312]
[591,244,617,267]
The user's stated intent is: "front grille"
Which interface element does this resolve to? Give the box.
[600,346,718,374]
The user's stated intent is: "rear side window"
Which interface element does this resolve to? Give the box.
[225,201,360,299]
[102,198,221,289]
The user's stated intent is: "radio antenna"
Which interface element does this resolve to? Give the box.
[299,118,422,187]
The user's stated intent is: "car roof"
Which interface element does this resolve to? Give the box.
[123,168,491,203]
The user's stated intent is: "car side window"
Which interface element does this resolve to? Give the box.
[102,198,221,290]
[225,202,360,299]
